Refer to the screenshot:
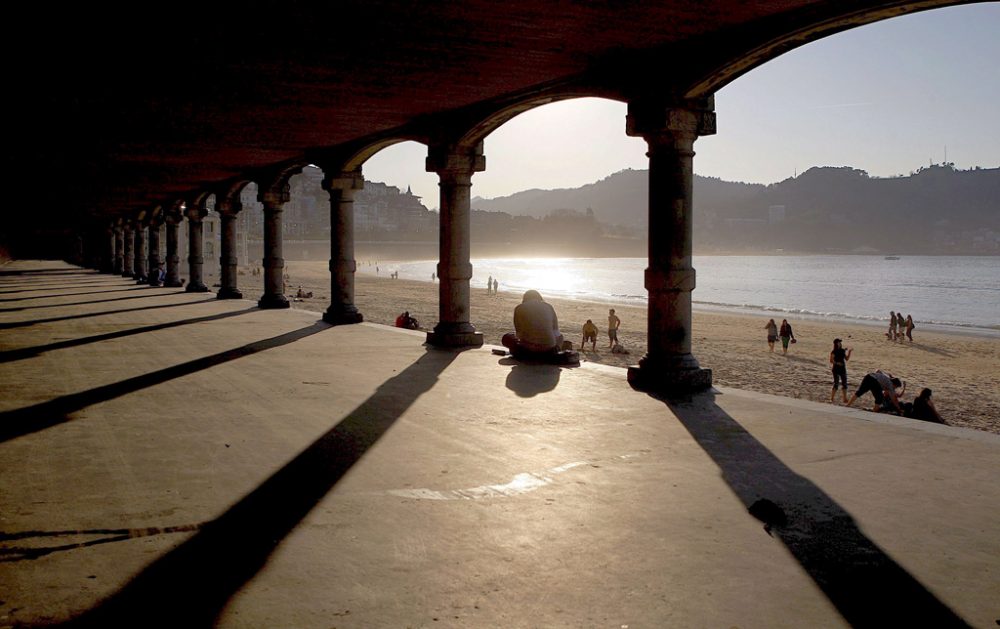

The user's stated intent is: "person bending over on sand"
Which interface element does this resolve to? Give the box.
[829,338,852,403]
[765,318,778,353]
[502,290,575,362]
[907,388,945,424]
[581,319,598,352]
[608,309,621,349]
[779,319,795,355]
[847,370,903,413]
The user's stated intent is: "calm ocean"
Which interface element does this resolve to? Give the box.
[360,256,1000,335]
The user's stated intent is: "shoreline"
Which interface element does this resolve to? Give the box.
[351,267,1000,341]
[207,264,1000,436]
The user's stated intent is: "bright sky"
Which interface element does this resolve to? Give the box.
[362,3,1000,209]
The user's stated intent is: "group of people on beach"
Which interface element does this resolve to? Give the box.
[485,275,499,295]
[887,310,916,342]
[763,316,945,424]
[764,318,796,354]
[499,291,628,364]
[830,338,944,423]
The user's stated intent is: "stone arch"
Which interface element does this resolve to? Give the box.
[683,1,976,98]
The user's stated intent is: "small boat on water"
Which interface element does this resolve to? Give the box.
[884,255,901,260]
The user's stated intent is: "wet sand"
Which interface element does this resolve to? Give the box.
[212,263,1000,434]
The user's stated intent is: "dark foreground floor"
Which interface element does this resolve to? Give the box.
[1,261,998,628]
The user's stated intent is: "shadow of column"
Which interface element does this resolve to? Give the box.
[0,321,331,443]
[660,391,969,628]
[57,348,460,628]
[0,307,259,363]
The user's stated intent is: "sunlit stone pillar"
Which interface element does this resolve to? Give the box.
[113,222,125,275]
[147,213,163,287]
[185,202,210,293]
[321,168,364,324]
[163,208,183,287]
[216,197,243,299]
[134,218,148,283]
[122,221,135,277]
[625,98,715,393]
[258,182,291,309]
[425,143,485,347]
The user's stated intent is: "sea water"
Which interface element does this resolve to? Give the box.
[359,256,1000,335]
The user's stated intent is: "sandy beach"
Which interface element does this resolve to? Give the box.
[209,262,1000,435]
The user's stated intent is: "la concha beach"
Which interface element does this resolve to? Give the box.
[218,260,1000,435]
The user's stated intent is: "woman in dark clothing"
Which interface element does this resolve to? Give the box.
[829,338,853,403]
[909,388,945,424]
[779,319,795,355]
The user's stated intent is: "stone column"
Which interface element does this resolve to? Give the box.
[163,209,183,287]
[216,198,243,299]
[102,226,116,273]
[134,220,148,283]
[113,223,125,275]
[147,214,163,287]
[321,169,364,324]
[122,221,135,277]
[258,183,290,309]
[425,143,485,347]
[185,203,210,293]
[625,99,715,393]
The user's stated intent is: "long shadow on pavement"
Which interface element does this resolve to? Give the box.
[661,390,969,628]
[0,290,186,313]
[0,321,330,443]
[0,298,216,330]
[0,307,259,363]
[0,287,149,302]
[57,348,459,628]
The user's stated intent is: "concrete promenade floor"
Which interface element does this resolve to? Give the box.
[1,260,998,628]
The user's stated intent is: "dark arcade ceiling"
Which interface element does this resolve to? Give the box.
[4,0,979,255]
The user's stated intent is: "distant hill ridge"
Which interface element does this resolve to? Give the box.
[471,164,1000,254]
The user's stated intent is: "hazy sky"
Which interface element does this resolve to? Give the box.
[363,3,1000,209]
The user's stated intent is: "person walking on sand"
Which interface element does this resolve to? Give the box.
[888,310,897,340]
[487,275,493,295]
[765,318,778,353]
[581,319,599,352]
[896,311,906,341]
[607,308,621,349]
[779,318,795,355]
[829,338,852,403]
[492,278,498,295]
[905,314,915,342]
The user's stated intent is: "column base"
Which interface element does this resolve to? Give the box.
[122,272,133,278]
[426,323,484,348]
[217,287,243,300]
[164,280,183,288]
[322,307,363,325]
[627,355,712,394]
[148,279,163,287]
[185,282,210,293]
[258,293,290,309]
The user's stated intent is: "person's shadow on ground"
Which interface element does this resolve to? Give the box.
[500,357,575,397]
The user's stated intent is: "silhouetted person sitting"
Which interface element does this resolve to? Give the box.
[907,388,946,424]
[502,290,577,364]
[395,311,419,330]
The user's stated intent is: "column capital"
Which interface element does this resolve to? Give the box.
[426,142,486,178]
[626,97,716,141]
[184,204,209,221]
[258,181,291,208]
[215,198,243,217]
[321,168,364,193]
